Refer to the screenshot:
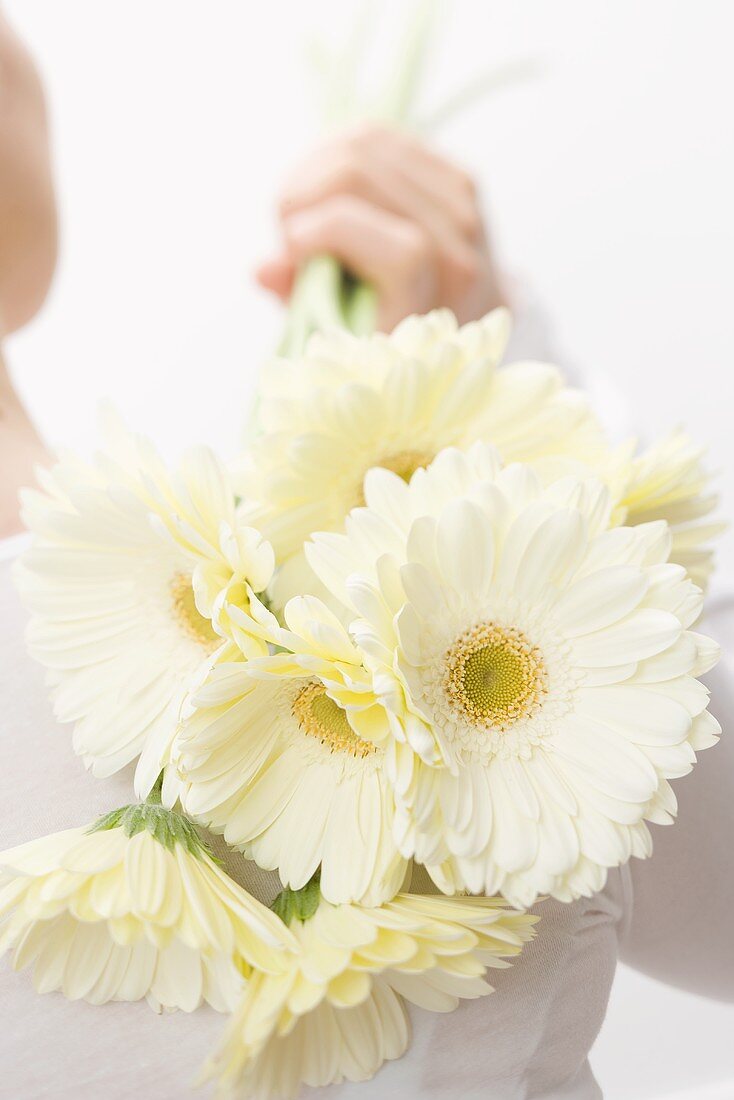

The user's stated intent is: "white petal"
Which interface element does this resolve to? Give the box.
[552,715,659,802]
[435,499,494,598]
[554,565,648,636]
[512,509,586,602]
[575,686,692,746]
[571,609,681,667]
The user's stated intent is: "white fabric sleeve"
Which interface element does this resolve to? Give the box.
[501,279,564,369]
[619,597,734,1001]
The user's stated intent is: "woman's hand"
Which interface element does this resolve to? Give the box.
[256,125,505,332]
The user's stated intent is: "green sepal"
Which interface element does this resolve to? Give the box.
[271,872,321,925]
[87,794,214,863]
[88,807,125,833]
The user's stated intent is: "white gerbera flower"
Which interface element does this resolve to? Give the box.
[616,430,725,589]
[533,429,724,591]
[307,444,721,907]
[203,879,536,1099]
[0,799,296,1012]
[239,309,601,606]
[174,596,406,906]
[16,421,275,798]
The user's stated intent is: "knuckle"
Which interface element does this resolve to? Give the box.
[458,204,483,241]
[277,153,368,220]
[345,121,388,149]
[277,165,309,217]
[456,168,478,201]
[458,252,481,286]
[277,191,296,219]
[321,194,357,229]
[400,224,434,270]
[447,249,481,293]
[332,153,367,194]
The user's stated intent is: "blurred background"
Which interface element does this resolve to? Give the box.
[3,3,733,1096]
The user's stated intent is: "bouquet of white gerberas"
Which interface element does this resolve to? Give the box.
[0,12,724,1100]
[3,303,722,1097]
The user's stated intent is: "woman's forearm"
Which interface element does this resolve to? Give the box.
[0,15,57,538]
[0,14,58,334]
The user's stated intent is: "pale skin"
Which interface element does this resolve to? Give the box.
[0,14,55,538]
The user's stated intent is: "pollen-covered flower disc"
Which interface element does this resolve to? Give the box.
[238,308,601,606]
[307,444,721,907]
[203,888,536,1100]
[174,596,407,906]
[15,419,275,799]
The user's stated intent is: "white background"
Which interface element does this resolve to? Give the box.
[3,3,733,1097]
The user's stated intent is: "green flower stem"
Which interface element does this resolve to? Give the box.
[278,256,377,360]
[371,0,437,127]
[345,275,379,335]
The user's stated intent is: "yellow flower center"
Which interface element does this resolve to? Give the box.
[356,449,434,506]
[170,573,220,650]
[293,682,375,758]
[444,622,547,729]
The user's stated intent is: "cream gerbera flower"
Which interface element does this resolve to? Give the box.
[615,430,725,589]
[0,797,296,1012]
[238,308,601,606]
[174,595,407,906]
[16,419,275,799]
[307,444,721,907]
[203,878,536,1099]
[533,429,724,591]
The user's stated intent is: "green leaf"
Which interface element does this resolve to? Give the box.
[271,872,322,925]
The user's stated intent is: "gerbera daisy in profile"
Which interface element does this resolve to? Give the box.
[16,419,275,800]
[307,444,721,907]
[532,429,724,592]
[173,595,407,906]
[238,308,601,605]
[615,429,725,589]
[0,794,296,1012]
[203,878,536,1099]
